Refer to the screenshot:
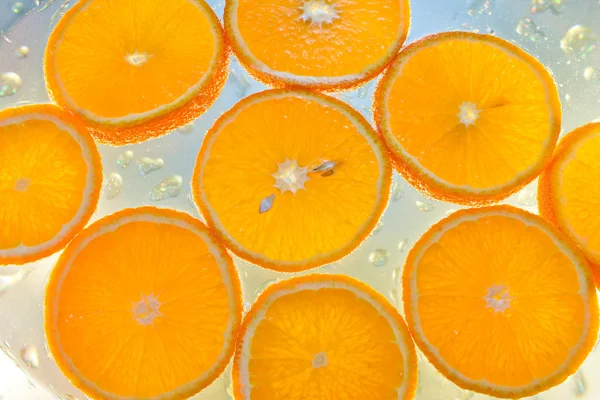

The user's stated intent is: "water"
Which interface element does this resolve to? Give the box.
[1,1,600,400]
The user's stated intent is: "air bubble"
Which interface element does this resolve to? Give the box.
[561,25,599,59]
[369,249,389,267]
[517,190,536,206]
[137,157,164,176]
[456,390,475,400]
[20,346,39,369]
[0,267,31,295]
[572,370,587,397]
[391,181,404,201]
[104,173,123,200]
[149,175,182,201]
[398,239,409,252]
[467,0,493,16]
[254,279,277,297]
[371,221,383,235]
[229,67,251,98]
[416,200,434,212]
[584,67,598,80]
[11,1,25,14]
[16,45,29,58]
[516,18,546,41]
[116,150,133,168]
[177,123,194,135]
[530,0,564,14]
[0,72,22,97]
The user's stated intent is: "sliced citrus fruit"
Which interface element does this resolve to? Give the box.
[233,274,418,399]
[224,0,410,90]
[45,0,229,145]
[539,122,600,287]
[403,205,599,398]
[374,32,561,205]
[192,89,392,272]
[0,104,101,265]
[45,207,242,399]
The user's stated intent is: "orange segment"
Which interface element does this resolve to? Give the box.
[374,32,561,205]
[0,104,101,265]
[192,89,392,272]
[224,0,410,90]
[403,205,598,398]
[539,122,600,287]
[233,274,418,400]
[45,0,229,145]
[45,207,242,399]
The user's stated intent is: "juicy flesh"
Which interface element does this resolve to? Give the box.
[0,118,87,250]
[387,38,553,189]
[201,95,382,265]
[414,214,587,387]
[246,287,405,399]
[235,0,405,78]
[556,129,600,265]
[52,220,232,398]
[53,0,217,119]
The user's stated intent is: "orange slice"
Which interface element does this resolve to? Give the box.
[0,104,101,265]
[403,205,599,398]
[192,89,392,272]
[45,207,243,399]
[45,0,229,145]
[233,274,418,399]
[224,0,410,90]
[374,32,561,205]
[539,122,600,287]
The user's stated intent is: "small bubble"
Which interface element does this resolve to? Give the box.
[177,123,194,135]
[20,346,39,369]
[530,0,564,14]
[391,181,404,201]
[49,0,70,28]
[137,157,164,176]
[561,25,599,59]
[416,200,434,212]
[104,173,123,199]
[369,249,389,267]
[460,23,480,34]
[467,0,493,16]
[398,238,409,252]
[572,370,587,397]
[243,301,252,312]
[0,267,31,295]
[565,93,573,109]
[371,221,383,235]
[517,190,537,206]
[516,18,546,41]
[456,390,475,400]
[149,175,182,201]
[116,150,133,168]
[11,2,25,14]
[389,287,398,304]
[357,82,372,99]
[0,72,22,97]
[259,194,275,214]
[229,67,252,98]
[584,66,598,81]
[254,279,277,297]
[392,267,402,283]
[16,45,29,58]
